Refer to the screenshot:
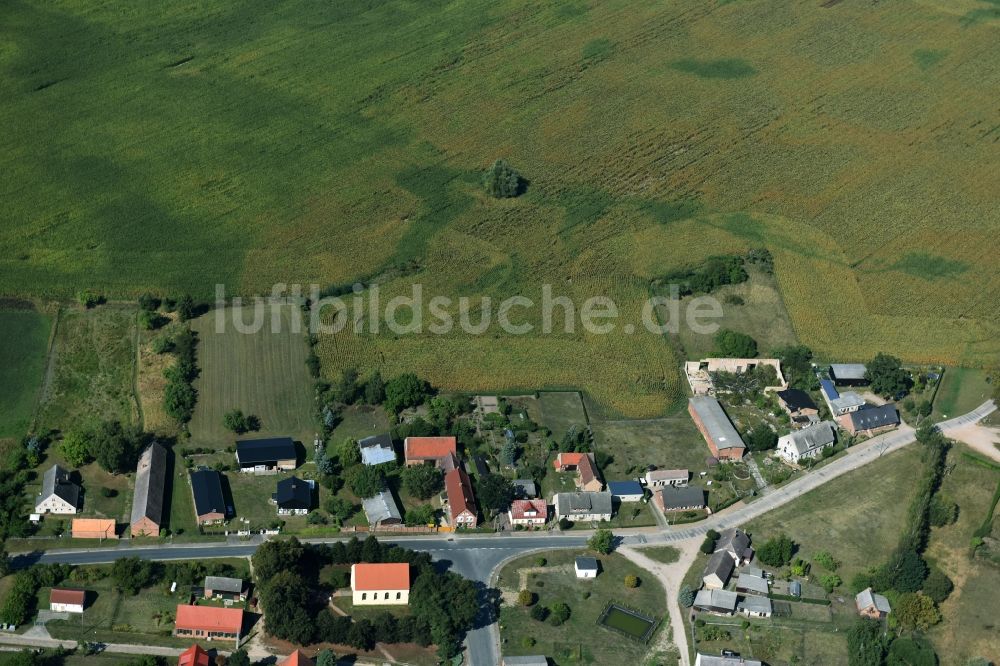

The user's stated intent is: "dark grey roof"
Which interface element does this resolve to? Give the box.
[204,576,243,594]
[512,479,537,498]
[40,464,79,507]
[830,363,868,381]
[716,528,751,558]
[659,485,705,510]
[554,491,613,515]
[236,437,296,466]
[849,404,899,431]
[502,657,549,666]
[575,556,599,571]
[689,397,745,452]
[362,490,402,525]
[190,469,226,518]
[738,595,772,615]
[776,388,817,412]
[780,421,837,455]
[608,480,644,497]
[703,550,735,584]
[130,442,167,529]
[736,573,769,595]
[273,476,312,510]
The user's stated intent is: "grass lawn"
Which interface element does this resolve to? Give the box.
[498,551,664,664]
[659,266,799,359]
[165,451,202,536]
[744,445,925,584]
[931,367,993,421]
[924,445,1000,664]
[45,580,193,648]
[639,546,680,565]
[187,305,315,448]
[0,308,51,437]
[331,594,413,621]
[35,307,139,434]
[591,414,709,480]
[538,392,589,437]
[329,404,392,442]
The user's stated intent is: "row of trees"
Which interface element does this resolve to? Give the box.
[163,328,199,424]
[253,537,479,660]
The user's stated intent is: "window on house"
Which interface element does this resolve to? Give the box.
[396,592,401,599]
[362,592,366,600]
[385,592,389,599]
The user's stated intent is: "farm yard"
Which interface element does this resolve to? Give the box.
[0,1,995,418]
[0,307,51,437]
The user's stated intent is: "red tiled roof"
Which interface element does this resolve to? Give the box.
[553,452,587,469]
[509,499,547,520]
[576,454,600,485]
[174,604,244,634]
[178,644,211,666]
[404,436,457,461]
[445,467,477,521]
[71,518,116,538]
[50,588,85,605]
[279,650,315,666]
[351,563,410,592]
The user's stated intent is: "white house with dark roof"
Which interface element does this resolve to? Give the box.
[715,528,753,565]
[574,556,599,579]
[35,465,80,514]
[777,421,837,464]
[702,550,735,589]
[695,655,762,666]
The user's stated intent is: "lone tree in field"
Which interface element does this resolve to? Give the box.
[483,159,523,198]
[223,409,260,434]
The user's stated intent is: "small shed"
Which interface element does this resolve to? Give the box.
[574,556,599,579]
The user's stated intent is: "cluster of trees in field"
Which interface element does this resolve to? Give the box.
[59,419,145,473]
[657,248,774,297]
[0,437,51,540]
[253,536,479,661]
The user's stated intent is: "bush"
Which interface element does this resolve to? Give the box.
[921,569,953,603]
[678,584,695,608]
[482,159,523,198]
[521,636,536,649]
[535,557,547,567]
[100,487,116,498]
[77,290,104,308]
[723,294,745,305]
[518,589,535,606]
[548,602,571,626]
[138,293,161,311]
[757,534,795,567]
[624,575,639,588]
[529,604,549,622]
[715,329,757,358]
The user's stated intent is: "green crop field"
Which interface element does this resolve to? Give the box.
[187,305,316,446]
[0,309,51,437]
[1,1,998,418]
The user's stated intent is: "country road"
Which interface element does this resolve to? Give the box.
[5,400,994,666]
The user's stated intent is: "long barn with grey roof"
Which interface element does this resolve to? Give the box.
[688,396,745,460]
[130,442,167,537]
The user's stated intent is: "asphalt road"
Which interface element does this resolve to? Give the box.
[8,400,994,666]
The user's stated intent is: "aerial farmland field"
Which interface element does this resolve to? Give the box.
[187,305,316,446]
[0,308,51,437]
[1,0,997,417]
